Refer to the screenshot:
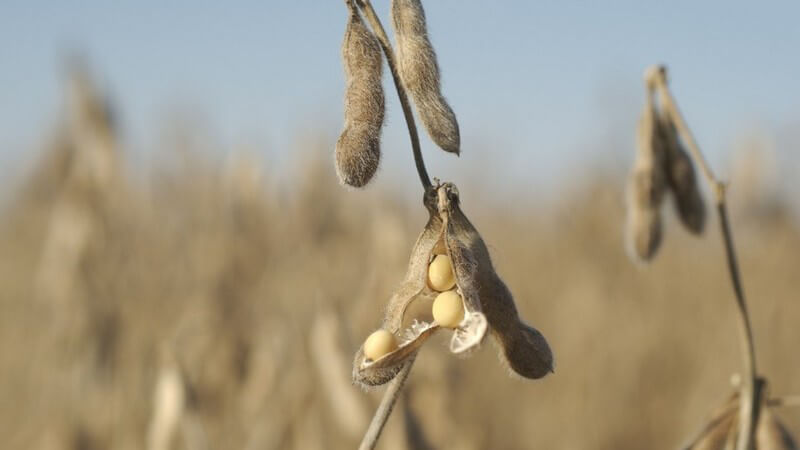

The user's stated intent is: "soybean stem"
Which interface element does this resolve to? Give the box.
[358,357,416,450]
[355,0,432,191]
[768,395,800,408]
[654,70,760,450]
[346,1,427,447]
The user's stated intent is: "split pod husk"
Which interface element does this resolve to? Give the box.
[353,182,553,387]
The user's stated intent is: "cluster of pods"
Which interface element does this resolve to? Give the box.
[626,65,706,263]
[333,0,552,390]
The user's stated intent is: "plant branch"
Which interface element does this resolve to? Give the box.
[652,67,760,450]
[358,357,416,450]
[343,3,430,447]
[354,0,432,191]
[768,395,800,408]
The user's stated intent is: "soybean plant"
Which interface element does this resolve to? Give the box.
[333,1,553,449]
[626,65,797,450]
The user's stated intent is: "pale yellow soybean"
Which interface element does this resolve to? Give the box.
[432,290,464,328]
[427,254,456,291]
[363,329,398,361]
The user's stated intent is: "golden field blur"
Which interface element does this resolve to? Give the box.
[1,76,798,450]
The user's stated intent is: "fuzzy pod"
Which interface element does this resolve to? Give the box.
[353,182,553,387]
[625,203,663,263]
[335,9,385,188]
[687,393,797,450]
[625,85,668,263]
[391,0,460,154]
[656,101,706,235]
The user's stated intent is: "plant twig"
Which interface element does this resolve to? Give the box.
[348,0,426,445]
[354,0,432,191]
[358,357,416,450]
[768,395,800,408]
[652,67,760,450]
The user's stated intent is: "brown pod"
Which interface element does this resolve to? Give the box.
[335,9,385,188]
[756,406,797,450]
[626,84,667,263]
[656,94,706,234]
[626,205,663,263]
[438,184,553,378]
[685,393,738,450]
[353,182,552,387]
[391,0,460,154]
[686,393,797,450]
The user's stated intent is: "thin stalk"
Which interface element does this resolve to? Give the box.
[768,395,800,408]
[354,0,432,191]
[654,71,760,450]
[347,0,425,445]
[344,1,430,446]
[358,358,416,450]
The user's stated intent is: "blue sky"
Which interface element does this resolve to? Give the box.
[1,1,798,197]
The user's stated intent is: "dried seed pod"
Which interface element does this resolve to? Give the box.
[437,184,552,378]
[335,8,385,188]
[353,182,552,387]
[685,393,739,450]
[625,199,663,263]
[756,406,797,450]
[626,84,668,263]
[391,0,460,154]
[687,392,797,450]
[656,91,706,234]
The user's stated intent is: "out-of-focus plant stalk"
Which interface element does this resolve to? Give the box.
[768,396,800,408]
[653,71,759,450]
[358,357,414,450]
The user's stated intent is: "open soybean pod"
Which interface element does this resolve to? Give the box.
[391,0,460,155]
[353,182,553,387]
[438,184,553,378]
[335,7,385,188]
[656,89,706,235]
[626,81,668,263]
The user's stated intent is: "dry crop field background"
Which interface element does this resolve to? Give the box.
[1,93,798,449]
[2,2,800,450]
